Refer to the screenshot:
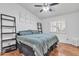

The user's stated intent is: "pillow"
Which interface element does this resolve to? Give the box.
[19,30,32,35]
[31,30,40,34]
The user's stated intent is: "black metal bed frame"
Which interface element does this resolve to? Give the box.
[17,40,58,56]
[0,14,17,54]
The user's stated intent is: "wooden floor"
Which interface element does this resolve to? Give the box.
[49,43,79,56]
[0,43,79,56]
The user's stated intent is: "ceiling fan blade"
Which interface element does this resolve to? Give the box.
[40,9,43,12]
[34,5,42,7]
[50,3,59,6]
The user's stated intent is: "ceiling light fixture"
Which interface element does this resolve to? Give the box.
[34,3,59,13]
[43,6,49,12]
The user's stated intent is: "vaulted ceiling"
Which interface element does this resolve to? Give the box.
[19,3,79,19]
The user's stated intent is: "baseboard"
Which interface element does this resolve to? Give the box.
[59,42,79,48]
[77,46,79,48]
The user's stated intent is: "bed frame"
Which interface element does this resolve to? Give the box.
[17,40,58,56]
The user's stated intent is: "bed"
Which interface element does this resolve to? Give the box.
[17,30,59,56]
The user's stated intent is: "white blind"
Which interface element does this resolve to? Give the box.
[51,20,66,33]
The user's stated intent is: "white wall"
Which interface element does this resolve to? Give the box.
[0,3,41,52]
[42,11,79,36]
[0,3,41,32]
[42,11,79,46]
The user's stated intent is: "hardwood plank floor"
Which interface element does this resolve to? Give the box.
[0,43,79,56]
[49,43,79,56]
[0,49,21,56]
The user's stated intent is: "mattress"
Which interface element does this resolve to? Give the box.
[17,32,58,56]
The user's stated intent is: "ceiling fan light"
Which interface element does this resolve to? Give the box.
[43,7,49,12]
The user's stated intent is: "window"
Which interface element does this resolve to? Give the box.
[51,20,66,33]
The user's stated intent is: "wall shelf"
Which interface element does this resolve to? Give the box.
[0,14,17,54]
[2,25,15,27]
[1,14,15,18]
[2,32,16,34]
[2,18,14,22]
[2,44,16,49]
[2,38,16,42]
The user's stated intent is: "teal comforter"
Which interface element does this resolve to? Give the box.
[17,32,58,56]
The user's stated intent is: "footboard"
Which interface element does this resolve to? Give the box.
[17,42,35,56]
[17,41,58,56]
[44,41,58,56]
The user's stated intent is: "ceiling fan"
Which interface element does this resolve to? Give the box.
[34,3,59,12]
